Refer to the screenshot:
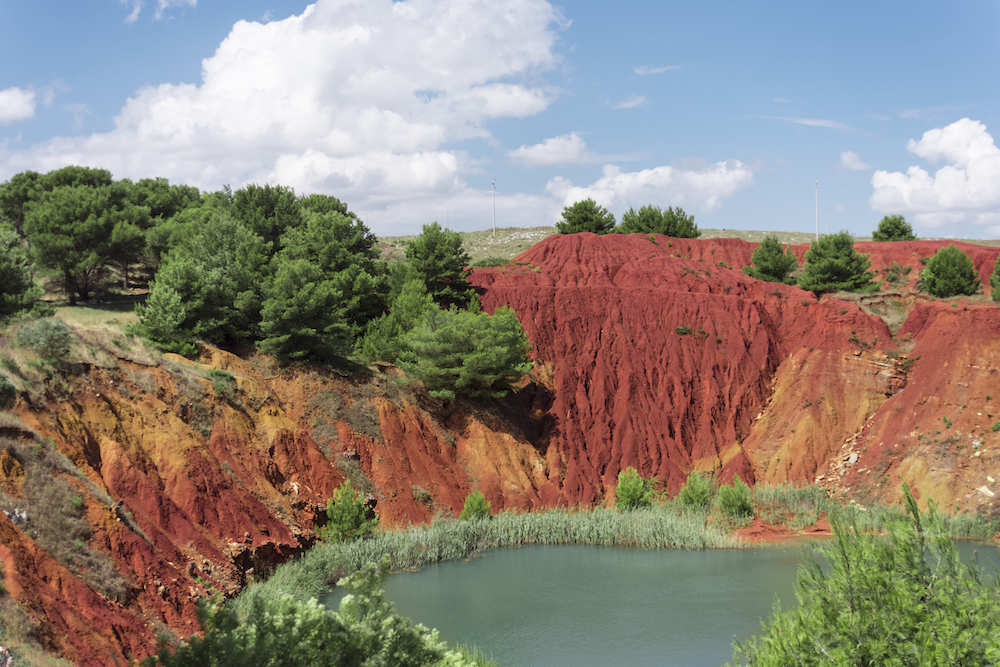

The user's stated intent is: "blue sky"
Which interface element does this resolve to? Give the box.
[1,0,998,237]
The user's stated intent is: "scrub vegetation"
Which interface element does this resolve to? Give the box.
[730,486,1000,666]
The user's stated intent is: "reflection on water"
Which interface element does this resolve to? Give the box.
[323,540,1000,667]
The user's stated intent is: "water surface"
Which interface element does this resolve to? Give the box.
[324,540,1000,667]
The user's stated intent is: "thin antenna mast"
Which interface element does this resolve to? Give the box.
[815,179,819,241]
[492,179,496,236]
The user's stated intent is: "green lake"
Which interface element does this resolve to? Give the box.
[324,540,1000,666]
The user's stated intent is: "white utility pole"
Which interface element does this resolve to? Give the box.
[815,179,819,241]
[492,179,496,236]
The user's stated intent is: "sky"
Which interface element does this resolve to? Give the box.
[1,0,999,238]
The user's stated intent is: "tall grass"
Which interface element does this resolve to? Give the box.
[232,505,735,616]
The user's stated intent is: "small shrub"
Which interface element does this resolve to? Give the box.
[943,416,953,429]
[16,318,75,361]
[678,472,713,508]
[717,476,754,519]
[317,481,378,542]
[615,467,653,511]
[992,421,1000,432]
[0,371,15,409]
[471,256,509,268]
[459,490,491,520]
[675,326,693,335]
[922,244,980,298]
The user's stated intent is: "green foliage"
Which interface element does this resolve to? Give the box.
[459,490,492,520]
[230,183,303,251]
[991,254,1000,302]
[678,472,713,508]
[130,283,197,356]
[136,213,269,346]
[615,467,654,511]
[921,243,980,298]
[872,214,917,241]
[259,258,353,362]
[729,485,1000,667]
[616,205,700,238]
[399,305,532,401]
[717,476,753,519]
[16,318,75,361]
[556,198,616,235]
[0,170,43,236]
[24,179,150,304]
[0,224,40,319]
[358,278,436,363]
[0,370,16,409]
[405,222,473,308]
[797,231,879,294]
[318,481,378,542]
[471,256,509,268]
[143,561,467,667]
[742,234,797,284]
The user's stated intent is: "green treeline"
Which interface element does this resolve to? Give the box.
[0,167,532,399]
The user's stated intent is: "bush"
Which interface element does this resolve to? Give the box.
[0,224,40,320]
[729,486,1000,666]
[16,318,75,361]
[459,490,491,520]
[717,476,753,519]
[797,231,878,293]
[742,234,797,284]
[678,472,713,508]
[556,199,615,235]
[871,214,917,241]
[991,254,1000,302]
[615,205,700,238]
[922,244,980,298]
[0,371,16,409]
[399,304,532,401]
[318,481,378,542]
[143,560,463,667]
[615,467,653,511]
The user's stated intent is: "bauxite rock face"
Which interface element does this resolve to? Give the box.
[3,232,1000,664]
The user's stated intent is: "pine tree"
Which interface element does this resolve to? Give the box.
[872,214,917,241]
[616,205,700,237]
[556,198,616,235]
[399,305,532,400]
[404,222,473,308]
[921,244,980,298]
[797,231,879,293]
[742,234,798,284]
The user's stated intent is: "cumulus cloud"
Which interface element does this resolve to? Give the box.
[615,94,647,109]
[633,65,680,75]
[870,118,1000,230]
[508,133,589,167]
[0,88,36,124]
[4,0,563,217]
[544,160,754,217]
[840,151,871,171]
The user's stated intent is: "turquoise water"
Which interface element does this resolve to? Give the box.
[323,540,1000,667]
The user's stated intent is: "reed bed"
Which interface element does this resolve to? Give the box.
[232,505,735,617]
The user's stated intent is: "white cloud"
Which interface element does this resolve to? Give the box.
[120,0,195,22]
[0,88,36,124]
[840,151,871,171]
[544,160,754,217]
[775,117,852,131]
[615,94,647,110]
[508,133,588,167]
[870,118,1000,230]
[3,0,564,217]
[633,65,680,75]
